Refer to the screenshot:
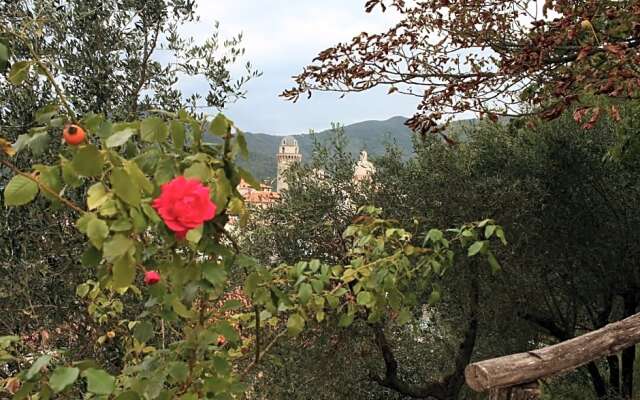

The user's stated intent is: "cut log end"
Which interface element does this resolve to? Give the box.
[465,363,491,392]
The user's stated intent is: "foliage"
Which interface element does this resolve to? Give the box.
[0,28,504,400]
[284,0,640,134]
[0,0,258,371]
[240,105,640,399]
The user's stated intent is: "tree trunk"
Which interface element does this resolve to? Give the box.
[608,355,620,395]
[585,362,607,398]
[371,269,480,398]
[490,383,540,400]
[465,312,640,392]
[621,294,637,399]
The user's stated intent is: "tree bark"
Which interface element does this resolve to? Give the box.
[371,272,480,399]
[520,312,607,398]
[490,383,540,400]
[621,294,637,399]
[607,355,620,395]
[585,362,607,398]
[465,312,640,392]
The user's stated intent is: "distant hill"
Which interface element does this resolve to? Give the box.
[204,116,479,182]
[213,116,415,182]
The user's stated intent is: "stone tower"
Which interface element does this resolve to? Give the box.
[276,136,302,192]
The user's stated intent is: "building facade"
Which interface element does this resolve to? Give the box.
[276,136,302,192]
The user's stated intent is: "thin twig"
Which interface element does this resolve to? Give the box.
[242,328,287,376]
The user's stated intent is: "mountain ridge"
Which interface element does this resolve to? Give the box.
[234,116,415,182]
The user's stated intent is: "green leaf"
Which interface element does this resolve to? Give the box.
[209,114,230,137]
[184,162,211,182]
[468,241,485,257]
[141,117,168,142]
[110,168,140,206]
[496,228,507,245]
[49,367,79,393]
[484,224,496,239]
[203,262,227,286]
[426,229,443,242]
[130,207,147,233]
[356,291,374,306]
[76,283,91,298]
[428,289,441,305]
[35,166,62,202]
[25,355,52,380]
[115,391,141,400]
[133,321,154,343]
[154,157,175,185]
[236,132,249,159]
[168,362,189,383]
[487,251,502,273]
[214,321,240,342]
[72,145,103,177]
[75,213,93,233]
[102,234,134,261]
[338,313,354,327]
[81,247,102,267]
[396,308,412,325]
[61,159,81,187]
[170,120,185,150]
[171,297,194,319]
[87,217,109,249]
[28,131,50,155]
[298,283,313,304]
[286,313,305,336]
[238,167,260,190]
[106,127,136,148]
[125,161,153,194]
[0,41,8,72]
[4,175,38,206]
[211,171,231,208]
[83,368,115,395]
[35,103,59,124]
[186,225,202,243]
[110,218,132,232]
[8,61,32,85]
[142,203,161,223]
[87,183,109,210]
[112,254,135,289]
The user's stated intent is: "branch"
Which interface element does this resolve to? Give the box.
[371,273,480,399]
[0,158,85,214]
[241,328,287,376]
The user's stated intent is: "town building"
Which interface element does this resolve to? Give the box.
[276,136,302,193]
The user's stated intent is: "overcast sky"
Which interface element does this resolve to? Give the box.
[176,1,418,135]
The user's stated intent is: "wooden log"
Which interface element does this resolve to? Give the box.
[465,312,640,392]
[490,383,540,400]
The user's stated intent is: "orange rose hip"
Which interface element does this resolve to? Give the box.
[63,124,86,145]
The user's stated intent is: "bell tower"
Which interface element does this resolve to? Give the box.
[276,136,302,192]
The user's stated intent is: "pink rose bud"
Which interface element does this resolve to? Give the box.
[152,176,217,239]
[144,270,161,285]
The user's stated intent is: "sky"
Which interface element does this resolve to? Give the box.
[175,1,418,135]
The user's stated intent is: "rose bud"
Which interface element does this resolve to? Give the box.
[144,270,161,285]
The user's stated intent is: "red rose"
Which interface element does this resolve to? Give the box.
[144,270,161,285]
[152,176,217,239]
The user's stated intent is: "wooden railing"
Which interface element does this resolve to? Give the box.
[464,313,640,399]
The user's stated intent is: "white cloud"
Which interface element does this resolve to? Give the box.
[173,1,415,134]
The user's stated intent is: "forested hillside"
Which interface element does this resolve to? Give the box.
[213,116,476,181]
[203,116,412,181]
